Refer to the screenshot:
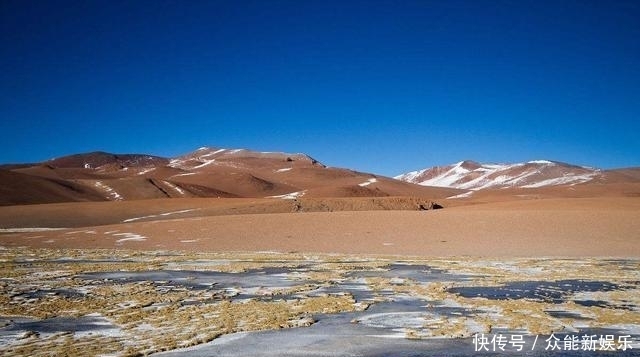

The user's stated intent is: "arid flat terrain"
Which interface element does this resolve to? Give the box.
[1,196,638,257]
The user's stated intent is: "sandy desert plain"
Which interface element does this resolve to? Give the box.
[1,152,639,356]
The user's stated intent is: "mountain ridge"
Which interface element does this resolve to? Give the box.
[2,148,639,206]
[394,159,635,191]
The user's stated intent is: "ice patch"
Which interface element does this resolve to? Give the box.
[358,178,378,187]
[356,311,435,329]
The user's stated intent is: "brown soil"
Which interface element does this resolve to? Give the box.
[1,197,638,258]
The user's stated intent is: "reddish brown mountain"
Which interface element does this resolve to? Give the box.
[0,147,458,206]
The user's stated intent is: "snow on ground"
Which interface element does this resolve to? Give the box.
[200,148,227,158]
[137,167,156,175]
[267,190,306,199]
[446,191,473,199]
[358,178,378,187]
[122,209,199,223]
[162,181,186,196]
[171,172,197,177]
[0,228,66,233]
[275,168,293,173]
[416,162,473,188]
[94,181,123,201]
[168,158,185,168]
[193,159,217,169]
[393,168,428,182]
[527,160,555,165]
[522,173,599,188]
[112,232,147,243]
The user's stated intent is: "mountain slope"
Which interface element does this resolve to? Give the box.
[0,169,106,205]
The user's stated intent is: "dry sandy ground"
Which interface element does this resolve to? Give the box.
[1,197,638,258]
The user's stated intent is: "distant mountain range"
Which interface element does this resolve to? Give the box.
[395,160,640,198]
[396,160,600,190]
[0,147,457,206]
[1,148,638,206]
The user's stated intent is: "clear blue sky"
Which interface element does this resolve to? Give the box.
[1,0,638,175]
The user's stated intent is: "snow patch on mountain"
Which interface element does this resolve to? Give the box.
[396,160,601,190]
[521,173,598,188]
[359,178,378,187]
[94,181,123,200]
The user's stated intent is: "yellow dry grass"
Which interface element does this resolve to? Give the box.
[0,247,638,355]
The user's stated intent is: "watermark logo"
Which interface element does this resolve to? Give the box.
[473,333,634,352]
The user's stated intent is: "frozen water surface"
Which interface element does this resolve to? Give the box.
[1,250,639,356]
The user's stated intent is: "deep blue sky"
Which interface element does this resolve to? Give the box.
[1,0,638,175]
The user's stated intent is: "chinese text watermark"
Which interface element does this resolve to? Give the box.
[473,333,634,352]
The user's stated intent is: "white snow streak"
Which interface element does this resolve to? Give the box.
[0,228,66,233]
[521,173,598,188]
[163,181,186,195]
[171,172,197,177]
[527,160,555,165]
[122,209,198,223]
[394,169,428,182]
[446,191,474,199]
[267,190,306,199]
[168,159,183,168]
[137,167,156,175]
[416,162,474,188]
[358,178,378,187]
[200,148,226,158]
[192,159,217,169]
[113,232,147,243]
[94,181,123,201]
[275,168,293,173]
